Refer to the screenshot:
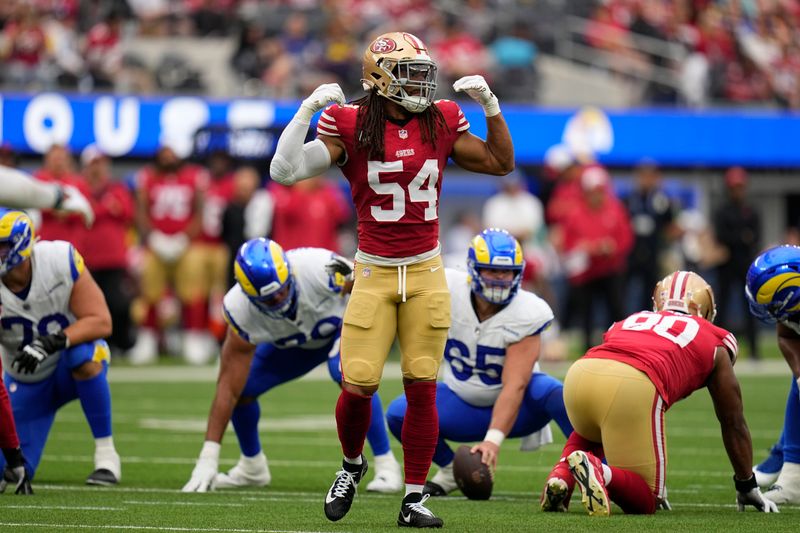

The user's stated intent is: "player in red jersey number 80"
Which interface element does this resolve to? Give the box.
[270,31,515,528]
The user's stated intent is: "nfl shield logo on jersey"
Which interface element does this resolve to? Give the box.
[398,129,408,139]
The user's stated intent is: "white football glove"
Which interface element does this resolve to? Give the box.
[182,441,221,493]
[59,185,95,228]
[298,83,346,121]
[325,254,355,281]
[735,475,779,512]
[147,230,189,264]
[453,75,501,117]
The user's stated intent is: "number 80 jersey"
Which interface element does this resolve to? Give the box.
[585,310,739,408]
[317,100,469,259]
[442,269,554,407]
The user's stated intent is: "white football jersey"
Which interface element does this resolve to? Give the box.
[442,269,554,406]
[1,241,81,383]
[223,247,348,349]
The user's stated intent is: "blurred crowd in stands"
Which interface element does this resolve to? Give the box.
[3,0,800,107]
[5,136,794,365]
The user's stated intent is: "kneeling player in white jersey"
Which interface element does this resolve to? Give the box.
[183,238,401,492]
[0,209,120,486]
[386,229,573,495]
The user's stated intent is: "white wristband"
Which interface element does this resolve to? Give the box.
[482,97,501,118]
[199,440,221,461]
[484,428,505,447]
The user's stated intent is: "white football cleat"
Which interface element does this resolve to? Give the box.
[754,465,781,488]
[215,452,271,489]
[183,331,217,366]
[127,328,158,365]
[763,462,800,504]
[88,447,121,486]
[366,452,402,493]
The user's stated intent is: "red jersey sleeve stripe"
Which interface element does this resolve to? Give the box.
[456,123,470,132]
[316,124,340,137]
[320,111,337,125]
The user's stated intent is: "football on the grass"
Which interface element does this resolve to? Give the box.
[453,445,493,500]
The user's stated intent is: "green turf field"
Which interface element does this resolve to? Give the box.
[2,368,799,532]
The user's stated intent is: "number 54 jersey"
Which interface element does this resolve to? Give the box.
[222,248,349,350]
[0,241,81,383]
[585,310,739,408]
[442,269,554,407]
[317,100,469,258]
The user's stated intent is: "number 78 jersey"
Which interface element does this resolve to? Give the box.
[318,100,469,258]
[585,310,739,408]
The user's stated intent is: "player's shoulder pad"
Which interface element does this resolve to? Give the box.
[434,99,469,132]
[445,267,469,289]
[222,285,254,343]
[507,289,555,336]
[711,322,739,362]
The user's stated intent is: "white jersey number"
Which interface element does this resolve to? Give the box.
[367,159,439,222]
[621,312,700,348]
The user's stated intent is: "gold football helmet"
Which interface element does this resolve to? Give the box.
[362,31,437,113]
[652,271,717,322]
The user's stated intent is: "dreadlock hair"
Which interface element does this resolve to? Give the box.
[353,90,448,161]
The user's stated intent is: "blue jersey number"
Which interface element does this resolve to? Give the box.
[1,313,70,347]
[273,316,342,348]
[444,339,505,385]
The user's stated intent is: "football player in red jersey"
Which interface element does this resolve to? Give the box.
[134,145,212,364]
[540,271,778,516]
[270,31,514,527]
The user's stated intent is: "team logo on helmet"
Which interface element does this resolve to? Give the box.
[370,37,397,54]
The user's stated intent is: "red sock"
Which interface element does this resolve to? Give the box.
[607,466,657,514]
[335,389,372,459]
[401,381,438,485]
[183,299,208,330]
[547,431,605,489]
[144,304,158,329]
[0,378,19,449]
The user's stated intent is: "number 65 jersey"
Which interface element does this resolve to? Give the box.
[585,310,739,408]
[442,269,554,407]
[0,241,81,383]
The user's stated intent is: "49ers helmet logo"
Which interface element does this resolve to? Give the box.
[370,37,397,53]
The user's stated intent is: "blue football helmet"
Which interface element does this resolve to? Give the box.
[234,238,298,318]
[467,228,525,305]
[0,208,35,276]
[745,245,800,323]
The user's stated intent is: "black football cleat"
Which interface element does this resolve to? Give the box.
[324,456,368,522]
[397,493,443,528]
[422,481,449,497]
[86,468,119,486]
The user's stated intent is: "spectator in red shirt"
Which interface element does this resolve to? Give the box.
[83,11,123,89]
[556,165,633,351]
[268,175,351,253]
[0,4,54,89]
[79,144,136,353]
[34,144,90,253]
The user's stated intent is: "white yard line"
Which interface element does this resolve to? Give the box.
[124,500,246,507]
[1,505,122,511]
[0,524,332,533]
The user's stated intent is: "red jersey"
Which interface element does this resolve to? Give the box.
[83,181,134,270]
[269,180,351,252]
[200,174,235,243]
[137,164,209,235]
[34,171,90,253]
[317,100,468,258]
[584,310,738,407]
